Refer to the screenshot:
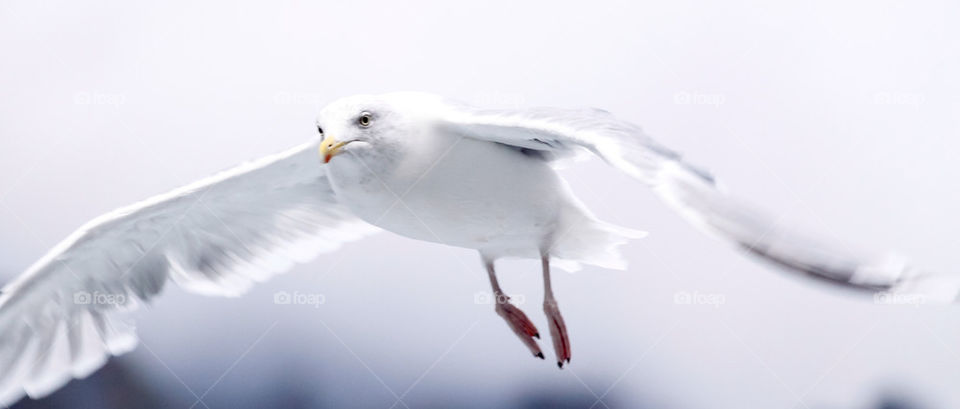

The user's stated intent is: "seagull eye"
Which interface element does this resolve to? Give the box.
[317,125,323,135]
[358,112,372,128]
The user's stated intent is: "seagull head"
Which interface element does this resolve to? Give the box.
[315,92,444,164]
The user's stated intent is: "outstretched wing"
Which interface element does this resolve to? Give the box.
[0,142,377,405]
[435,99,960,302]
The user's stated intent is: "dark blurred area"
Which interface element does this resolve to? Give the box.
[10,359,634,409]
[12,361,164,409]
[9,359,931,409]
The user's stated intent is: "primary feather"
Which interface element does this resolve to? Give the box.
[0,142,377,405]
[431,94,960,301]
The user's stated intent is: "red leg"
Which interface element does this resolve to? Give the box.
[484,257,544,359]
[541,255,571,368]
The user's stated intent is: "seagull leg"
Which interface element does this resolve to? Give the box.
[541,254,571,368]
[484,257,543,360]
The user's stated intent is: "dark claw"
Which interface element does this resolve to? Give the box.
[566,358,571,363]
[557,361,564,369]
[534,333,540,339]
[535,352,544,359]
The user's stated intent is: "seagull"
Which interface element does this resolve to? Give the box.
[0,91,957,405]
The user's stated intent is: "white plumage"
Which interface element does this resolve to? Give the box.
[0,143,376,405]
[1,92,956,406]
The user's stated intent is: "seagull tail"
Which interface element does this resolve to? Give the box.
[549,216,648,272]
[650,158,960,303]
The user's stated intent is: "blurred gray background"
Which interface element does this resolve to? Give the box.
[2,0,959,408]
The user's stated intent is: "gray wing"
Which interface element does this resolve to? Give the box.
[0,142,377,405]
[434,98,960,301]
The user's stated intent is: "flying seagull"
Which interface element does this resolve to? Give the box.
[0,92,957,405]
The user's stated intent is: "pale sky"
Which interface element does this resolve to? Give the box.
[1,0,959,408]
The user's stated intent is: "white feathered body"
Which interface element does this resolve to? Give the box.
[324,125,642,269]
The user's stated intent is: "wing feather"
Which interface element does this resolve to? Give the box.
[0,141,377,405]
[434,97,960,302]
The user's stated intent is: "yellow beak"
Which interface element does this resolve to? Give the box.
[319,136,351,163]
